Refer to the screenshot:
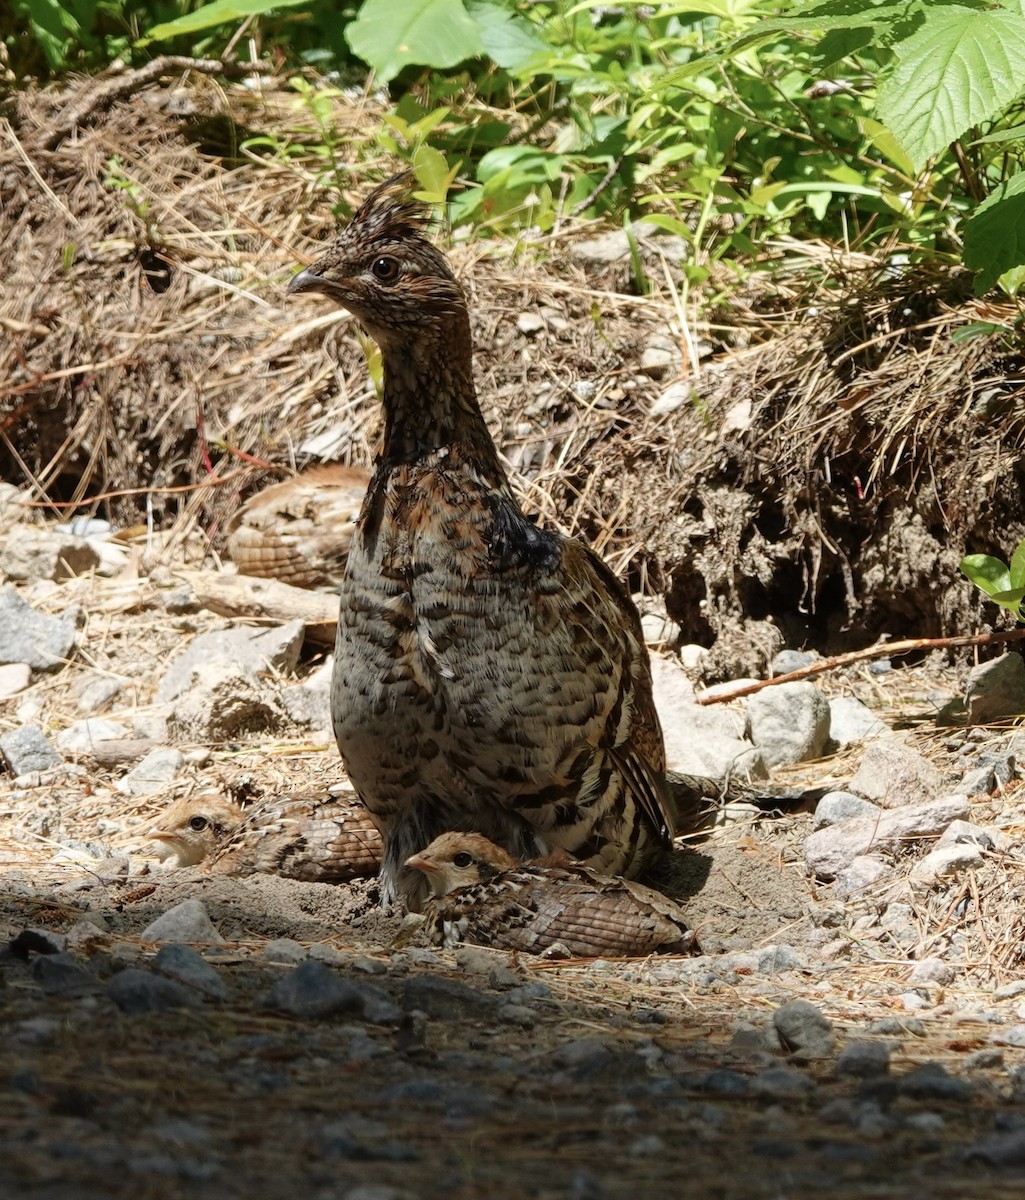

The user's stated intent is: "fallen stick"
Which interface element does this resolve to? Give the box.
[697,627,1025,705]
[182,570,337,648]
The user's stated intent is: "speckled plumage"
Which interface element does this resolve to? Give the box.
[287,174,677,908]
[227,464,371,591]
[407,832,697,957]
[148,791,381,881]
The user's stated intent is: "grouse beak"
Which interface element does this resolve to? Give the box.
[147,827,174,843]
[286,267,324,296]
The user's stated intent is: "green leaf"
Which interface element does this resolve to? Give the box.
[949,320,1011,343]
[875,7,1025,171]
[990,586,1025,618]
[346,0,484,82]
[466,0,547,71]
[960,553,1012,597]
[1009,538,1025,590]
[143,0,309,42]
[963,171,1025,295]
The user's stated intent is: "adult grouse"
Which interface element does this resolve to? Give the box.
[287,173,677,907]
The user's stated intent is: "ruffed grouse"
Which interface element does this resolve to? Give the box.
[406,832,696,957]
[148,791,381,881]
[287,173,677,907]
[227,464,371,591]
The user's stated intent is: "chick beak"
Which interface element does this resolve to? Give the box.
[147,828,175,843]
[405,851,436,875]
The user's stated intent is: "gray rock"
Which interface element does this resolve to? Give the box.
[56,718,131,754]
[812,791,880,829]
[848,738,943,807]
[745,682,830,767]
[117,746,185,795]
[898,1062,971,1101]
[967,653,1025,724]
[770,649,817,676]
[639,609,681,649]
[0,661,31,700]
[259,960,364,1019]
[773,999,836,1059]
[835,855,893,895]
[0,525,100,582]
[907,957,954,985]
[31,952,99,996]
[651,657,767,780]
[398,974,495,1019]
[140,899,223,944]
[836,1041,890,1077]
[638,338,677,380]
[0,587,76,670]
[156,620,306,702]
[76,676,124,714]
[108,968,197,1013]
[279,656,333,730]
[966,1131,1025,1167]
[961,765,996,795]
[699,1068,750,1095]
[165,665,289,742]
[994,1025,1025,1048]
[910,842,985,884]
[978,749,1017,785]
[1,723,63,774]
[937,819,1006,851]
[263,938,308,964]
[153,944,229,1000]
[750,1067,815,1100]
[828,696,888,746]
[804,794,971,880]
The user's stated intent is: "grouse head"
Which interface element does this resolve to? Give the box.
[405,831,517,897]
[286,172,465,347]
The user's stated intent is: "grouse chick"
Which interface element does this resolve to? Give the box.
[149,791,382,881]
[288,173,677,908]
[406,831,697,957]
[227,464,371,591]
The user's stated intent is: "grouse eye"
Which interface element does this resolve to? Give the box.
[189,816,209,831]
[370,256,400,283]
[452,852,474,868]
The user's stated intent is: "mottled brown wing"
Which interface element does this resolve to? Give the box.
[441,866,694,958]
[207,791,381,882]
[558,540,675,842]
[227,466,370,591]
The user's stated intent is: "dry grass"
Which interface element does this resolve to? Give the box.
[4,69,1025,677]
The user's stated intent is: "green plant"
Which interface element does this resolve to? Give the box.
[961,539,1025,622]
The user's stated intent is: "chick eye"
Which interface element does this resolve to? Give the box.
[370,256,400,283]
[189,816,209,831]
[453,852,474,868]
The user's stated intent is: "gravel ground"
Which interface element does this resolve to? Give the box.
[5,572,1025,1198]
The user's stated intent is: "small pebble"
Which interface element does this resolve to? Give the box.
[259,960,364,1019]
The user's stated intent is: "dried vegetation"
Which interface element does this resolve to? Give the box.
[4,68,1025,677]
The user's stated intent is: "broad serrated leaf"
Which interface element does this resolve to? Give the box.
[466,0,547,70]
[876,7,1025,171]
[144,0,308,42]
[346,0,484,82]
[963,171,1025,294]
[960,552,1012,596]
